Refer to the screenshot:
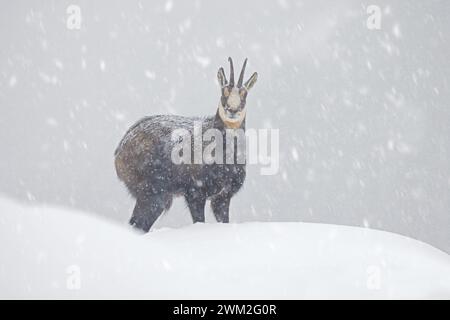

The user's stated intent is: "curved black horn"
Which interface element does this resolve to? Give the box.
[237,58,248,87]
[228,57,235,86]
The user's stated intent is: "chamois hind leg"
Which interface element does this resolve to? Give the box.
[130,194,166,233]
[211,194,231,223]
[185,190,206,223]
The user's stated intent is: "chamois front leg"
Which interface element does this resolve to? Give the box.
[211,194,231,223]
[185,190,206,223]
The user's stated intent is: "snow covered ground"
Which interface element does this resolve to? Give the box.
[0,195,449,299]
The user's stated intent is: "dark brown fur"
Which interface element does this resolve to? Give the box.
[114,58,257,232]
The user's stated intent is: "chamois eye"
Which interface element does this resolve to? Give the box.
[239,89,246,97]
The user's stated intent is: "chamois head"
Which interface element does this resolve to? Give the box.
[217,57,258,128]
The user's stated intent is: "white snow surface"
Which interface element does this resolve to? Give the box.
[0,196,449,299]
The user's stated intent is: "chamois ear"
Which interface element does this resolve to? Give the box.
[217,67,227,87]
[244,72,258,91]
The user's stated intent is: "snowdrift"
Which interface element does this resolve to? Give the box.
[0,196,449,299]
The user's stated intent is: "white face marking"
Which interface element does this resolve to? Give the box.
[226,88,241,110]
[218,103,246,128]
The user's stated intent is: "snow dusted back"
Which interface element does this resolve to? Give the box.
[0,196,449,299]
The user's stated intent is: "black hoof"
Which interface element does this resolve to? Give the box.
[129,217,151,233]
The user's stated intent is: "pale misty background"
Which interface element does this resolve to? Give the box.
[0,0,449,252]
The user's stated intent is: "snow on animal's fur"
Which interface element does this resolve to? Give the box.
[115,58,258,232]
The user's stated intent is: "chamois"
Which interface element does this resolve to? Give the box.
[114,58,258,232]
